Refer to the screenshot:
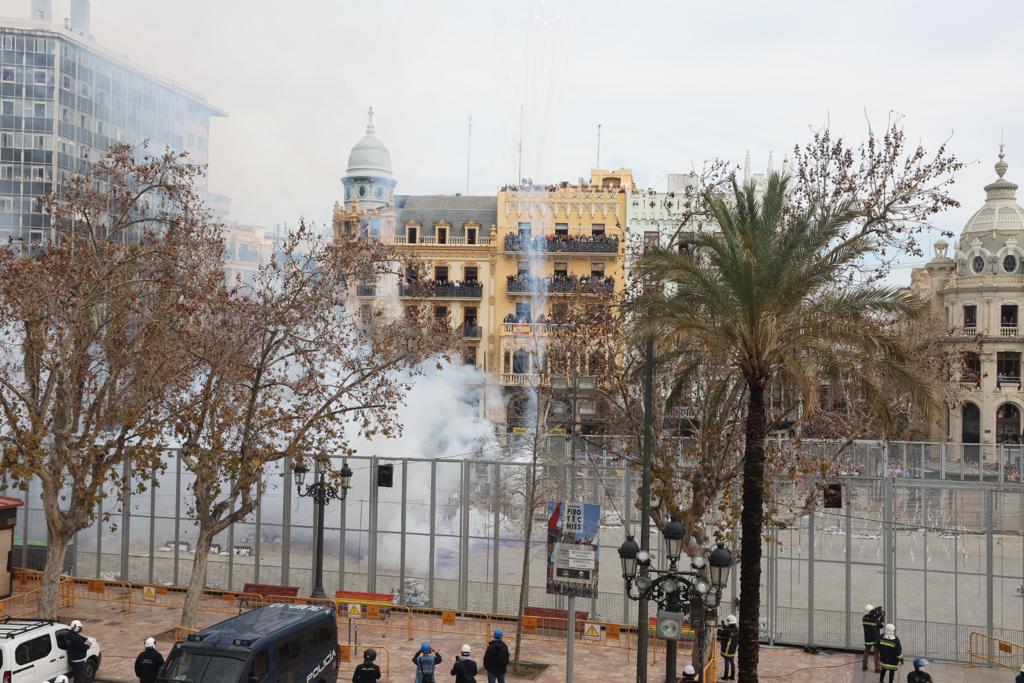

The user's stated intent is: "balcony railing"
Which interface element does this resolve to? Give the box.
[462,324,482,339]
[398,281,483,299]
[962,325,978,335]
[1000,325,1019,337]
[504,235,619,254]
[356,285,376,297]
[506,276,615,295]
[997,375,1022,390]
[499,372,550,387]
[501,322,552,335]
[960,374,981,389]
[394,235,491,246]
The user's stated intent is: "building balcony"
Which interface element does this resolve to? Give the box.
[1000,325,1019,337]
[501,322,552,336]
[504,235,619,254]
[997,375,1022,390]
[505,275,614,296]
[960,375,981,389]
[394,235,491,246]
[499,372,550,387]
[462,324,482,339]
[962,325,978,335]
[398,281,483,299]
[356,285,376,297]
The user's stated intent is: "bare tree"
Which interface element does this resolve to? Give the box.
[167,225,456,627]
[0,145,224,617]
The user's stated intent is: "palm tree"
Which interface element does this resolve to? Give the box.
[633,172,930,682]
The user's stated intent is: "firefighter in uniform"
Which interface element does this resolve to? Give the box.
[862,604,882,672]
[716,614,738,680]
[877,623,903,683]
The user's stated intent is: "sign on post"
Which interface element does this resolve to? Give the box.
[545,502,600,598]
[582,623,602,641]
[347,604,362,619]
[142,585,157,602]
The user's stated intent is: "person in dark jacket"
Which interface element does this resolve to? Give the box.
[482,630,509,683]
[412,642,442,683]
[862,604,885,672]
[352,648,382,683]
[134,637,164,683]
[906,657,931,683]
[65,619,91,683]
[877,623,903,683]
[717,615,738,680]
[451,644,478,683]
[1016,664,1024,683]
[679,663,697,681]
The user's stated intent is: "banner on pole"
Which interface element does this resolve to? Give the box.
[545,501,600,598]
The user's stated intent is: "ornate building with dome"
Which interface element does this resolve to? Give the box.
[912,147,1024,454]
[333,107,398,241]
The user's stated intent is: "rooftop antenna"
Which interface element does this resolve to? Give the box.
[596,123,602,168]
[465,115,472,195]
[518,104,524,184]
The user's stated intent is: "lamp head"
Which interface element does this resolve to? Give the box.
[340,461,353,490]
[617,535,640,580]
[293,463,309,488]
[708,542,733,589]
[661,518,684,562]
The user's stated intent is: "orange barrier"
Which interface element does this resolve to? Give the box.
[0,589,40,617]
[969,630,1023,671]
[339,602,413,642]
[339,644,391,682]
[64,577,132,613]
[703,638,719,681]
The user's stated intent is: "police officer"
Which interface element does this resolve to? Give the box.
[717,614,738,680]
[352,648,382,683]
[877,623,903,683]
[680,664,697,681]
[134,637,164,683]
[65,619,91,683]
[907,658,931,683]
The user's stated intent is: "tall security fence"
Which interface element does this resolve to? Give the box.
[4,438,1022,662]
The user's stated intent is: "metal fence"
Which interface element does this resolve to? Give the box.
[4,437,1022,662]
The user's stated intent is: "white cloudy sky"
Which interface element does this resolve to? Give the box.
[5,0,1024,282]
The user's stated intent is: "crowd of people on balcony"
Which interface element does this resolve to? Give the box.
[504,233,619,252]
[400,278,483,296]
[502,313,551,324]
[506,273,615,293]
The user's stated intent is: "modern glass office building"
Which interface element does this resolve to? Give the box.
[0,8,224,243]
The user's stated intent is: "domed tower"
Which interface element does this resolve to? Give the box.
[342,107,396,211]
[956,145,1024,276]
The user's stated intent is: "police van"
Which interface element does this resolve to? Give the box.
[158,603,338,683]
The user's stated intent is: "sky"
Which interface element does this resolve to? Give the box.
[5,0,1024,284]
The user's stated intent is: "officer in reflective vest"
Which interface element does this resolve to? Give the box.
[877,623,903,683]
[716,614,739,680]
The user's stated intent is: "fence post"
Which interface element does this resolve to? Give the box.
[985,488,994,664]
[173,450,181,585]
[121,456,131,582]
[399,460,407,606]
[281,455,292,587]
[459,459,470,611]
[492,462,501,615]
[844,478,852,650]
[807,505,815,650]
[428,460,437,607]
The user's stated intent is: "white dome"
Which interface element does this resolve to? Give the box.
[346,107,393,178]
[962,148,1024,236]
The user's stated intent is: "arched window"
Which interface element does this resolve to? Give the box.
[996,403,1021,444]
[962,403,981,443]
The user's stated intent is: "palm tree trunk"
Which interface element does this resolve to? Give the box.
[738,380,767,683]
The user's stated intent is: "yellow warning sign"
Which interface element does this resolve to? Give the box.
[583,623,602,641]
[442,610,456,626]
[347,603,362,619]
[142,585,157,602]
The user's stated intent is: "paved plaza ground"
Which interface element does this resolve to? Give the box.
[61,601,1013,683]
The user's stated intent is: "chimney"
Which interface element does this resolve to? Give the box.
[70,0,91,35]
[31,0,52,22]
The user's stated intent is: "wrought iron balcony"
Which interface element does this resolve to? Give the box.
[462,324,482,339]
[504,235,619,254]
[501,322,552,335]
[394,235,491,246]
[505,276,614,295]
[499,372,550,387]
[398,281,483,299]
[356,285,376,297]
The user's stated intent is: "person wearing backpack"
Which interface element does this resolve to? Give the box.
[413,641,442,683]
[483,629,510,683]
[450,644,478,683]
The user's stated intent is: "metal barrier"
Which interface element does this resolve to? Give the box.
[339,644,391,682]
[969,630,1023,671]
[339,602,414,642]
[703,639,718,681]
[0,589,40,617]
[64,577,133,613]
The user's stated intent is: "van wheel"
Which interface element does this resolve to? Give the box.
[84,657,98,682]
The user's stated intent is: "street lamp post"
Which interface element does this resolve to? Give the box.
[294,460,353,599]
[619,525,733,683]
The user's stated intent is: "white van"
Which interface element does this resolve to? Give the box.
[0,618,102,682]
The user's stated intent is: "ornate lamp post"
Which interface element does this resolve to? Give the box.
[294,460,353,599]
[619,524,733,682]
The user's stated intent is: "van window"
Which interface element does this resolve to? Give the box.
[56,628,70,649]
[251,650,268,678]
[277,638,302,671]
[15,634,52,665]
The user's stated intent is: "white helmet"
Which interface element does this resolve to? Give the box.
[145,637,156,648]
[884,623,895,636]
[55,677,69,683]
[726,615,737,625]
[864,604,874,612]
[683,664,696,675]
[461,644,471,656]
[70,620,83,632]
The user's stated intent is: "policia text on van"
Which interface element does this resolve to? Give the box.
[158,604,339,683]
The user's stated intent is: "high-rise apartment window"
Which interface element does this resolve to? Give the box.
[33,70,45,84]
[1,69,14,82]
[61,74,71,89]
[2,102,13,116]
